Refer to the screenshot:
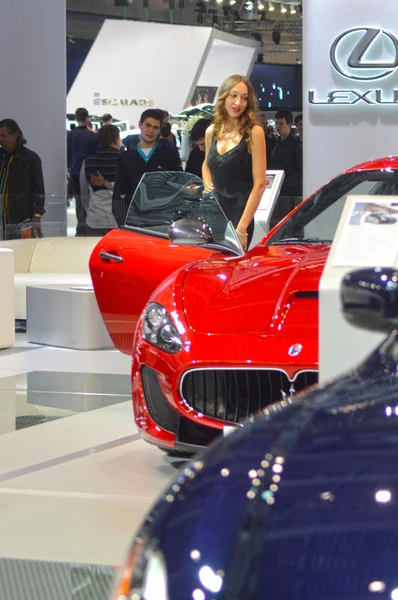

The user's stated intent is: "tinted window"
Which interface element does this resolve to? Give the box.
[267,171,398,245]
[124,171,243,254]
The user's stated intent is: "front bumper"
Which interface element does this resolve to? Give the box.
[132,335,318,451]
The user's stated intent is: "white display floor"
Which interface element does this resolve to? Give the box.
[0,335,180,597]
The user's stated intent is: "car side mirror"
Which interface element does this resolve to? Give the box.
[341,267,398,333]
[169,217,214,245]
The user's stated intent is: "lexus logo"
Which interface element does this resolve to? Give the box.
[330,27,398,81]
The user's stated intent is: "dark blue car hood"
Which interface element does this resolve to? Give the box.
[139,332,398,600]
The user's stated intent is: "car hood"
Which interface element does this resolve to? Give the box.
[181,245,329,336]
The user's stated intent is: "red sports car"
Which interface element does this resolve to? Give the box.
[90,158,398,454]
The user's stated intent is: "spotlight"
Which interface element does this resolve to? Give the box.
[230,0,236,4]
[268,1,274,9]
[280,3,287,12]
[258,1,264,8]
[290,4,296,13]
[272,28,281,44]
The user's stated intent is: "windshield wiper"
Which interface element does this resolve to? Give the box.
[271,237,332,245]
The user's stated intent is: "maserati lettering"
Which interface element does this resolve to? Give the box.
[93,98,154,107]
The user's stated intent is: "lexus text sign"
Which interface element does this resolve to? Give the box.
[303,1,398,196]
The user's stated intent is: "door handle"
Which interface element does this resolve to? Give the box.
[99,250,124,263]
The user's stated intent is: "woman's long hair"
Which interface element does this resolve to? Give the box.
[213,74,258,152]
[0,118,27,148]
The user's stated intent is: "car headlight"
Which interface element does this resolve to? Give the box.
[142,303,184,353]
[111,536,169,600]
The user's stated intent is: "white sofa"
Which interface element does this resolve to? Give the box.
[0,237,101,319]
[0,248,15,347]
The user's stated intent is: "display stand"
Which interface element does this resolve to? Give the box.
[319,194,398,382]
[251,170,285,247]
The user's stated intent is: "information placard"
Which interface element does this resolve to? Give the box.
[333,197,398,267]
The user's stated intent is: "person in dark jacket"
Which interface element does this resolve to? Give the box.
[269,109,302,228]
[185,118,212,179]
[67,107,98,235]
[0,118,45,240]
[113,109,182,225]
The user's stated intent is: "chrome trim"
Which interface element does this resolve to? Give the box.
[99,251,124,263]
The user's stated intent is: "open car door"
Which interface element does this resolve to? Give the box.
[90,171,243,354]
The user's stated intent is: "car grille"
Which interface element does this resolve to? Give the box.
[181,369,318,424]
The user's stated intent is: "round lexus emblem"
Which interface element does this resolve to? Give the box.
[288,343,303,357]
[330,27,398,81]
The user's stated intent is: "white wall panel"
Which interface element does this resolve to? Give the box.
[0,0,66,232]
[303,0,398,197]
[68,21,212,126]
[67,21,259,126]
[197,37,258,87]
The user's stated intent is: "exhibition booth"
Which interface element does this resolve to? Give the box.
[3,0,398,596]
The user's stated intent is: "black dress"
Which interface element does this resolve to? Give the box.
[207,134,255,244]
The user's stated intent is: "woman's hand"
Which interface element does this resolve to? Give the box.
[203,181,214,193]
[90,171,106,187]
[236,227,248,251]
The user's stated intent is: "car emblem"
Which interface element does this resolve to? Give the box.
[330,27,398,81]
[281,384,296,401]
[288,343,303,357]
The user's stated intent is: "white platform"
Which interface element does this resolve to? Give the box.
[0,337,179,568]
[27,285,114,350]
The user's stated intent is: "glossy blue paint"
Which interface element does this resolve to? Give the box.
[134,322,398,600]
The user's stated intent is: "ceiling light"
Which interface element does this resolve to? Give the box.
[258,1,264,8]
[280,3,287,12]
[268,1,275,9]
[230,0,236,4]
[290,4,296,13]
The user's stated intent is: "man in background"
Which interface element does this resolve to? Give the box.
[0,118,45,239]
[269,109,302,227]
[67,107,98,235]
[102,114,113,125]
[185,118,212,179]
[294,113,303,142]
[113,109,182,225]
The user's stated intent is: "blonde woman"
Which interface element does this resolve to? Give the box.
[202,74,266,250]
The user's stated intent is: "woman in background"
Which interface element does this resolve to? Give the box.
[202,74,266,250]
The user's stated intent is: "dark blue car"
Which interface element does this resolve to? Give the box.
[111,267,398,600]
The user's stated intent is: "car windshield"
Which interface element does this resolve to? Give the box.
[267,170,398,245]
[123,171,243,255]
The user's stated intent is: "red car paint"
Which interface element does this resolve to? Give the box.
[90,157,398,451]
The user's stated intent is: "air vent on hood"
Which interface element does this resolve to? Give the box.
[294,291,319,299]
